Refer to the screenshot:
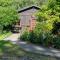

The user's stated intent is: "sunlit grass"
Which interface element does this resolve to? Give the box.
[0,32,12,40]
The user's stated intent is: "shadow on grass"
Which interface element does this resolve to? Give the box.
[0,40,26,57]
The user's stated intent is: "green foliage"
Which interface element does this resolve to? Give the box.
[43,32,53,47]
[18,0,47,8]
[28,31,38,44]
[37,0,60,20]
[0,40,25,57]
[36,22,52,32]
[35,32,44,44]
[0,0,19,9]
[20,21,60,48]
[37,0,60,34]
[48,0,56,10]
[52,36,60,49]
[20,29,60,49]
[0,0,18,32]
[20,31,29,41]
[0,7,18,26]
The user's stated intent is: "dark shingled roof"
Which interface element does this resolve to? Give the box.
[18,5,40,13]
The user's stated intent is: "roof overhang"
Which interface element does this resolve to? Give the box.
[18,5,40,13]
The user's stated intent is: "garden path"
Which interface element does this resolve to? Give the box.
[4,33,20,42]
[17,40,60,58]
[4,33,60,58]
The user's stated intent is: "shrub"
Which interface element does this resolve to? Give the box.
[28,31,37,43]
[36,32,44,45]
[42,33,60,49]
[20,31,29,41]
[20,21,60,49]
[53,36,60,49]
[20,31,38,44]
[52,21,60,35]
[43,32,53,47]
[20,30,60,49]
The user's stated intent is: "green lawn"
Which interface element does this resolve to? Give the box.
[0,32,12,40]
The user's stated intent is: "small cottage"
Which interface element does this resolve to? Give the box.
[14,6,40,32]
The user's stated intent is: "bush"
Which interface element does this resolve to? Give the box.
[20,21,60,49]
[20,31,29,41]
[43,32,53,47]
[28,31,37,43]
[20,30,60,49]
[53,36,60,49]
[20,31,38,44]
[52,21,60,35]
[36,32,44,44]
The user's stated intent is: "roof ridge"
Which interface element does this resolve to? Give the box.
[18,5,40,13]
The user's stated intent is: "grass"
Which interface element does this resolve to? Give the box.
[0,32,12,40]
[0,40,25,57]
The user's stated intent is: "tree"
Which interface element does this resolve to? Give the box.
[15,0,47,8]
[0,0,47,32]
[36,0,60,33]
[0,0,18,31]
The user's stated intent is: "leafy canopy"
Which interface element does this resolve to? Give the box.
[0,0,18,31]
[36,0,60,31]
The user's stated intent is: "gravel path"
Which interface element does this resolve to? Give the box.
[17,41,60,58]
[4,33,20,42]
[4,33,60,59]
